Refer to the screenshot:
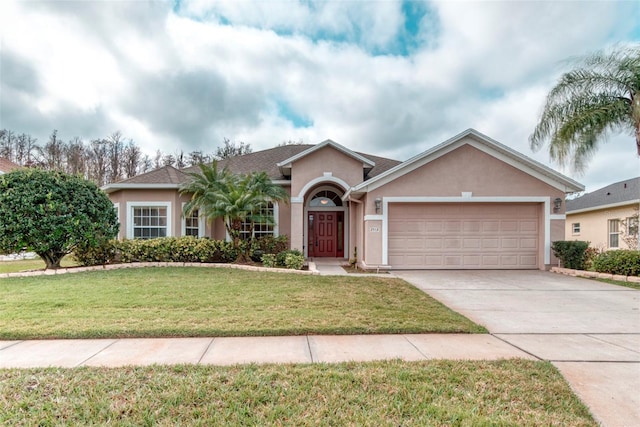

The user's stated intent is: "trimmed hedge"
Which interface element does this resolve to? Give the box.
[551,241,590,270]
[72,236,306,270]
[73,237,238,265]
[592,250,640,277]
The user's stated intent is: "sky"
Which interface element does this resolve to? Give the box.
[1,0,639,193]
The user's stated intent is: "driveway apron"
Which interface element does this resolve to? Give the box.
[395,270,640,427]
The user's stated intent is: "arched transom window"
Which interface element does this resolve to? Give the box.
[309,190,343,207]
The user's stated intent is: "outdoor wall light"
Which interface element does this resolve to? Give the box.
[553,197,562,213]
[375,197,382,214]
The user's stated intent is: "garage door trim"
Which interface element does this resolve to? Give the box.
[382,196,558,266]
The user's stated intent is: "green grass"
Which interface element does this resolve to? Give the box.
[0,360,596,426]
[0,256,77,274]
[594,277,640,290]
[0,267,485,339]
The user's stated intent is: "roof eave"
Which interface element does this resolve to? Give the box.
[101,183,182,194]
[567,199,640,215]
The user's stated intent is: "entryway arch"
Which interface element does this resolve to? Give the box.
[304,185,348,258]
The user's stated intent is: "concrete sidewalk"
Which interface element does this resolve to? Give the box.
[0,334,535,368]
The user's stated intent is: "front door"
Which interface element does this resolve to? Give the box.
[308,211,343,257]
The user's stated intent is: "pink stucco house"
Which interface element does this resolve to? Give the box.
[102,129,584,270]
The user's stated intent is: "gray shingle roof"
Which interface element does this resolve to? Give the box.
[112,165,190,185]
[0,157,21,173]
[182,144,402,181]
[566,177,640,213]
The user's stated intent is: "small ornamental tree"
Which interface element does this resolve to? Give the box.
[0,169,119,269]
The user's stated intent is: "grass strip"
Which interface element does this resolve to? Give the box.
[0,360,596,426]
[0,267,486,339]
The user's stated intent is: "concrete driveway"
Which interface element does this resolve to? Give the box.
[395,270,640,427]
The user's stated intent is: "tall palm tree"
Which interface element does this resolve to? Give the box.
[530,45,640,172]
[180,164,289,260]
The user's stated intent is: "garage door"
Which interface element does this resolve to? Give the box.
[388,203,540,269]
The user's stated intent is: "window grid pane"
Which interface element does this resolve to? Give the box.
[185,209,200,237]
[608,219,619,248]
[133,206,168,240]
[241,203,275,240]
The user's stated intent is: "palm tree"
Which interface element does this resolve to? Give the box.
[530,45,640,172]
[180,164,289,261]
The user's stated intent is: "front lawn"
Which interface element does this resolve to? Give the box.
[0,360,596,426]
[0,256,77,274]
[0,267,485,339]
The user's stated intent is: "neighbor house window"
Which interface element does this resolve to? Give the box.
[572,223,580,235]
[127,202,172,239]
[627,216,639,238]
[240,202,277,240]
[608,219,619,248]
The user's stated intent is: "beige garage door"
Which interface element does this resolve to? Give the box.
[388,203,540,269]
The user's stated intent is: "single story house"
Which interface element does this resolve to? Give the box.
[103,129,584,270]
[0,157,20,174]
[566,177,639,250]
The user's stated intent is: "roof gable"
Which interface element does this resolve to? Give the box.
[566,177,639,213]
[348,128,584,196]
[276,139,375,177]
[101,165,189,193]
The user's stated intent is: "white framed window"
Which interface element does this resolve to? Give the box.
[113,203,120,224]
[181,203,205,237]
[240,202,278,240]
[571,223,580,235]
[126,202,172,239]
[608,219,619,248]
[627,216,639,239]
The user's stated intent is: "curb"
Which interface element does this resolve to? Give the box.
[550,266,640,283]
[0,261,321,279]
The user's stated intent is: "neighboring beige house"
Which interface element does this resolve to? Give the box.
[102,129,584,270]
[566,177,640,250]
[0,157,20,174]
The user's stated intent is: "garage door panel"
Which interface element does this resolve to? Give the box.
[501,238,518,249]
[388,203,540,269]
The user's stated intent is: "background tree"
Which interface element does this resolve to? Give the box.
[0,169,119,269]
[215,138,252,159]
[530,45,640,172]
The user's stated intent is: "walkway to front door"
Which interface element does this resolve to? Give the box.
[308,211,343,257]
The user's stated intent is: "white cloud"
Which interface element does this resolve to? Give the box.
[0,0,637,192]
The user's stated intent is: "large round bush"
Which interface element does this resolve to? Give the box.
[0,169,119,269]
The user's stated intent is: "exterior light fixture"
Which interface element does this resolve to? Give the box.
[375,197,382,214]
[553,197,562,213]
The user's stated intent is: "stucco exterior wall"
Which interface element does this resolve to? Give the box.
[108,189,219,240]
[367,144,565,202]
[567,203,639,250]
[290,146,364,197]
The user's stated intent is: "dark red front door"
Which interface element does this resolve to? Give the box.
[308,211,343,257]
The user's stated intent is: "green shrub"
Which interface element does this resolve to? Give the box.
[73,240,119,266]
[592,250,640,276]
[73,237,240,266]
[276,249,303,267]
[284,253,305,270]
[252,235,289,254]
[261,253,277,268]
[583,246,601,270]
[551,241,590,270]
